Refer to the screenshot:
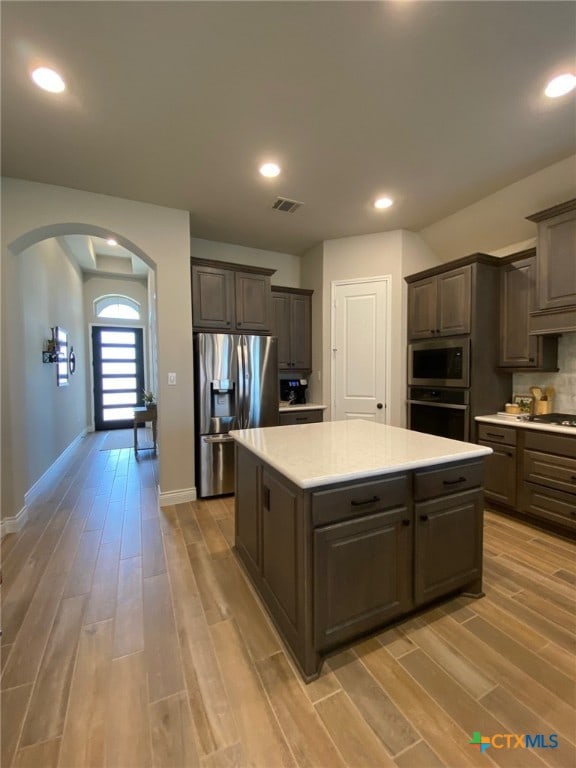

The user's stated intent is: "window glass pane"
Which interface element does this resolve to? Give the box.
[103,392,138,406]
[101,331,136,345]
[102,347,136,360]
[102,407,137,421]
[102,377,137,391]
[102,362,137,375]
[99,304,139,319]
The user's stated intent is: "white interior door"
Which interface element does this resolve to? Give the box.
[332,277,390,422]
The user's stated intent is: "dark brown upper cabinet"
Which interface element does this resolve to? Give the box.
[498,249,558,371]
[407,265,471,339]
[526,199,576,335]
[271,286,313,370]
[191,258,275,333]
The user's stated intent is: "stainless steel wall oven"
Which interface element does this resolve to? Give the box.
[408,387,470,442]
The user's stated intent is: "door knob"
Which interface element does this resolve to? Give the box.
[377,403,383,409]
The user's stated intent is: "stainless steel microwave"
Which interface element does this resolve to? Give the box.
[408,338,470,388]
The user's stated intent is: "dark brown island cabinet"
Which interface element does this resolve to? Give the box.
[232,421,490,681]
[526,198,576,335]
[477,420,576,535]
[271,286,313,371]
[191,257,275,334]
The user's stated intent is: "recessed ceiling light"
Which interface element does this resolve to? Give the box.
[31,66,66,93]
[544,73,576,98]
[374,197,394,209]
[106,238,118,246]
[259,163,281,178]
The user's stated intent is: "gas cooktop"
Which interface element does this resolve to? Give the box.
[529,412,576,427]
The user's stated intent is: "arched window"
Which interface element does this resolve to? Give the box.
[94,295,140,320]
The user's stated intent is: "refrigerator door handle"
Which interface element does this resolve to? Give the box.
[238,335,247,429]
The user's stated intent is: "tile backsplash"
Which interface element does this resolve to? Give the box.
[513,332,576,414]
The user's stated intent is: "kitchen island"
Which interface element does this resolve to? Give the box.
[231,420,492,681]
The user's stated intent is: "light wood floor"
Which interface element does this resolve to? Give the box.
[1,431,575,768]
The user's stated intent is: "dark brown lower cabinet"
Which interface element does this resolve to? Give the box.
[478,440,517,508]
[234,444,485,681]
[414,490,483,605]
[279,409,323,425]
[477,421,576,535]
[314,506,412,651]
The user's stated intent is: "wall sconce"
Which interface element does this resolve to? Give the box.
[43,327,60,363]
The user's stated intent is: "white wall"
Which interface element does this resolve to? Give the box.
[419,155,576,263]
[191,237,301,288]
[1,177,193,519]
[2,237,88,518]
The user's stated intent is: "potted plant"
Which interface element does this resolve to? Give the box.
[143,390,156,409]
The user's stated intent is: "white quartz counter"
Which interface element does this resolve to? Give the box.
[476,414,576,437]
[230,420,491,489]
[278,402,327,413]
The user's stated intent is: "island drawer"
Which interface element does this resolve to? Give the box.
[414,460,483,501]
[311,474,409,527]
[477,424,517,445]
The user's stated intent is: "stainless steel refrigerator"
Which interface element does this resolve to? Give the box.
[194,333,278,497]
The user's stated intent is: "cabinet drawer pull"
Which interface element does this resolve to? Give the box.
[401,519,411,527]
[572,475,576,482]
[486,432,504,439]
[351,495,380,507]
[443,476,466,486]
[295,416,308,422]
[420,514,429,522]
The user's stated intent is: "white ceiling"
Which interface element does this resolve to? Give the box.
[2,1,575,256]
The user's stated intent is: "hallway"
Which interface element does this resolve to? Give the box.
[1,431,575,767]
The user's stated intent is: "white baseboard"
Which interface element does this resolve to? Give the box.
[24,428,88,506]
[0,504,29,538]
[158,486,197,507]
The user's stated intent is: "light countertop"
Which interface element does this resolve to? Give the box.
[475,414,576,437]
[230,420,491,489]
[278,402,327,413]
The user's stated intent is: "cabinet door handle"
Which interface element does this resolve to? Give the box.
[263,486,270,509]
[419,514,429,522]
[443,476,466,486]
[351,495,380,507]
[486,432,504,439]
[401,519,411,527]
[571,475,576,482]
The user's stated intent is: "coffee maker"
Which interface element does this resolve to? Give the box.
[280,378,308,405]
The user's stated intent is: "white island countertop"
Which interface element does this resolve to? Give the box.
[230,420,492,489]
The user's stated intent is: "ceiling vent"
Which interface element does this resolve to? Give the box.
[272,197,304,213]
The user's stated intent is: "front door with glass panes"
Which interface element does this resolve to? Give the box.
[92,326,145,430]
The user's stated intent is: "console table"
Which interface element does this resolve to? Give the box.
[133,405,157,454]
